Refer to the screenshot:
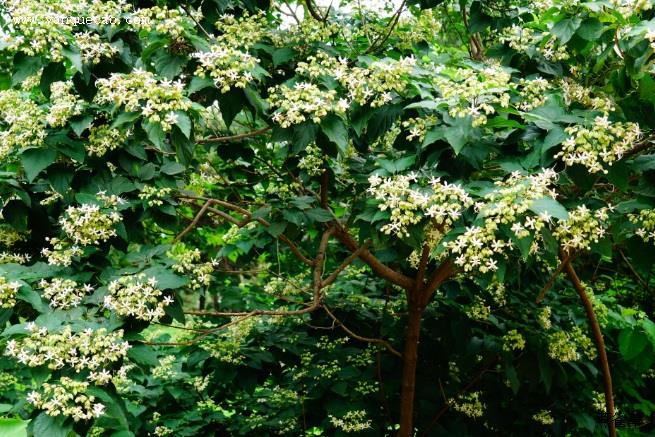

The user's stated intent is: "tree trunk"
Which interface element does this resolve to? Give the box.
[398,303,423,437]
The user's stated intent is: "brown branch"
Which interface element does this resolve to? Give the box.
[618,249,649,289]
[197,126,271,144]
[142,313,256,346]
[562,257,616,437]
[421,356,500,436]
[177,195,314,266]
[320,170,329,209]
[333,227,414,290]
[305,0,323,20]
[322,305,402,358]
[422,260,455,306]
[174,200,213,242]
[623,134,655,159]
[536,251,578,303]
[364,0,407,55]
[321,241,370,288]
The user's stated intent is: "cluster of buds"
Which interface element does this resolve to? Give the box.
[0,276,22,308]
[268,82,347,128]
[27,377,105,421]
[553,205,609,251]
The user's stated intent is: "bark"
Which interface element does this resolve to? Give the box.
[398,302,424,437]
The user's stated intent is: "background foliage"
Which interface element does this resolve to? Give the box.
[1,0,655,435]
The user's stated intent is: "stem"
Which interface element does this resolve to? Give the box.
[398,303,423,437]
[563,259,616,437]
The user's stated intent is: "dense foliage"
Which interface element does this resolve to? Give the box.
[1,0,655,435]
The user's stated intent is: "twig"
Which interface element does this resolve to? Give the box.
[321,242,370,288]
[197,126,271,144]
[618,249,649,289]
[322,304,402,358]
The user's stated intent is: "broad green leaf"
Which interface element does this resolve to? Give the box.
[529,197,569,220]
[21,148,57,183]
[320,114,348,155]
[551,17,582,44]
[0,418,28,437]
[619,328,648,361]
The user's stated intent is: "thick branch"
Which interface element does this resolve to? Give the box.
[422,260,455,306]
[334,228,414,290]
[562,258,616,437]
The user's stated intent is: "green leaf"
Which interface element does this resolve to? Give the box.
[140,266,188,290]
[174,111,192,139]
[529,197,569,220]
[272,47,296,67]
[305,208,333,222]
[70,115,94,137]
[111,112,141,129]
[541,126,568,154]
[160,162,186,175]
[551,17,582,44]
[320,114,348,155]
[619,328,648,361]
[188,76,213,94]
[39,63,66,98]
[21,148,57,183]
[142,120,166,150]
[576,18,604,41]
[0,418,29,437]
[61,45,83,72]
[28,413,72,437]
[444,118,473,155]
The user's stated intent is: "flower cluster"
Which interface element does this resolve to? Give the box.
[433,65,511,126]
[553,205,609,252]
[152,355,177,380]
[532,410,555,425]
[268,82,346,128]
[367,173,473,237]
[445,169,559,273]
[87,124,129,157]
[517,77,550,111]
[200,316,257,364]
[0,225,25,247]
[41,237,83,267]
[298,144,326,176]
[502,329,526,352]
[0,276,21,308]
[547,331,579,362]
[59,203,122,246]
[104,273,172,321]
[560,78,614,113]
[5,324,129,372]
[139,186,173,207]
[630,209,655,244]
[76,32,119,65]
[0,252,31,265]
[46,81,84,127]
[467,296,491,321]
[453,391,485,418]
[402,115,438,142]
[38,278,92,309]
[27,377,105,421]
[338,57,416,107]
[191,46,258,93]
[328,410,372,433]
[556,116,641,173]
[131,6,194,39]
[0,90,47,161]
[499,26,569,62]
[214,12,269,49]
[168,245,214,290]
[95,69,191,131]
[537,306,552,329]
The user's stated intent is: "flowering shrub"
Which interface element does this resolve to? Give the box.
[0,0,654,436]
